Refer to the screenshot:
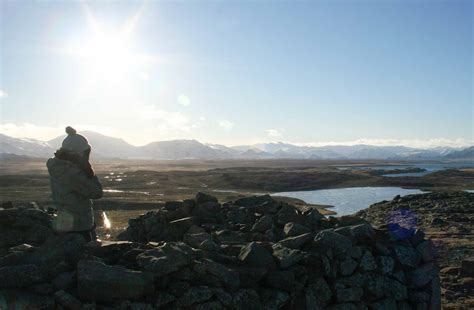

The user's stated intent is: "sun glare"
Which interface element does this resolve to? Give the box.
[67,4,144,84]
[74,31,135,81]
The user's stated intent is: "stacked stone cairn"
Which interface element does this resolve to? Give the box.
[0,193,440,309]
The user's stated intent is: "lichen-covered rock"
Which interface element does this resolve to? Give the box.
[272,244,304,269]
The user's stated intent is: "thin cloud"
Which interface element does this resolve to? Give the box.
[266,129,284,138]
[0,123,115,141]
[137,105,190,131]
[218,120,234,130]
[138,72,149,81]
[177,95,191,107]
[0,89,8,98]
[295,138,473,149]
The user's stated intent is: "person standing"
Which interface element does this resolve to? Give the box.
[47,126,103,242]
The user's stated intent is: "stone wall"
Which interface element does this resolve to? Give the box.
[0,193,440,309]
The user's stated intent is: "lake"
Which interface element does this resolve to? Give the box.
[384,162,474,177]
[273,186,425,216]
[342,162,474,177]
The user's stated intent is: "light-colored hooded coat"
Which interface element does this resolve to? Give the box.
[47,154,103,232]
[47,157,103,232]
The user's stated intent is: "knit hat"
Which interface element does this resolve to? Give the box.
[61,126,91,155]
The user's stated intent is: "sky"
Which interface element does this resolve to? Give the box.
[0,0,472,147]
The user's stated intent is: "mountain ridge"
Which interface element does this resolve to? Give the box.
[0,132,471,160]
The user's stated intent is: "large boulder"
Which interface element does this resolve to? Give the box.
[20,233,86,269]
[0,264,44,288]
[195,192,218,204]
[314,229,352,255]
[177,286,214,307]
[339,257,358,276]
[278,233,313,249]
[192,202,221,224]
[272,244,304,269]
[0,208,53,249]
[184,232,212,248]
[168,217,196,240]
[137,242,195,276]
[336,287,364,302]
[251,215,273,233]
[393,245,421,268]
[461,258,474,277]
[359,250,377,271]
[77,259,154,301]
[283,222,311,237]
[265,270,296,292]
[305,277,333,309]
[0,290,55,309]
[408,262,438,287]
[234,195,274,207]
[350,223,375,239]
[238,242,276,270]
[194,258,240,289]
[54,290,82,310]
[230,289,262,310]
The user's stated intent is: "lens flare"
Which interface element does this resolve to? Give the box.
[102,211,112,229]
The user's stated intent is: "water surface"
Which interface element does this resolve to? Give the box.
[273,187,425,216]
[340,162,473,177]
[384,162,473,177]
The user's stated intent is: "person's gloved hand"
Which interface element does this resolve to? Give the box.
[83,161,95,178]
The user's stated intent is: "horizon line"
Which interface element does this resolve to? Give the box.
[0,129,472,150]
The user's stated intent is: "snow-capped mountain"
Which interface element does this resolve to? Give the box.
[0,132,471,160]
[0,134,54,157]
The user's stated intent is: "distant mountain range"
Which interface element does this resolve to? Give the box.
[0,132,472,161]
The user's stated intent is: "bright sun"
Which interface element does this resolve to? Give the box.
[68,4,144,84]
[75,31,135,81]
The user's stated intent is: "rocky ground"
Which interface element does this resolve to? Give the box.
[357,191,474,309]
[0,192,440,309]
